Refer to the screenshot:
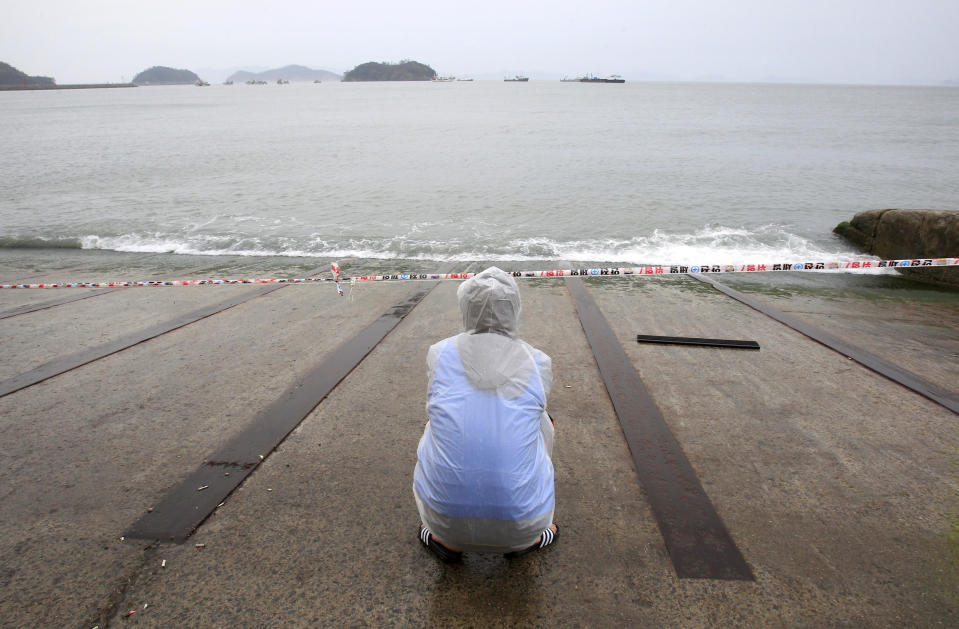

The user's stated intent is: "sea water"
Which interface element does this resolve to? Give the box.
[1,80,958,278]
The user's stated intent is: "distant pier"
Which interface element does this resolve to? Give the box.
[0,83,137,91]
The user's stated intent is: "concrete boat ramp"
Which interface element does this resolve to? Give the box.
[1,259,957,627]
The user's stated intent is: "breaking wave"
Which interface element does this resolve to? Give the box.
[54,223,873,266]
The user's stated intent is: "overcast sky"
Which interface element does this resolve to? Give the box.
[3,0,958,85]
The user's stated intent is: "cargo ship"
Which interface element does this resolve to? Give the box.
[577,74,625,83]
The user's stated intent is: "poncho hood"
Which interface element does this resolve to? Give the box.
[457,266,521,337]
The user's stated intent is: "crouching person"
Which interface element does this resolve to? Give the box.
[413,266,558,563]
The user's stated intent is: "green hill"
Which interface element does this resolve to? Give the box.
[342,60,436,81]
[132,66,200,85]
[0,62,55,86]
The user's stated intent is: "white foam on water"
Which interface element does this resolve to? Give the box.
[75,223,883,270]
[547,224,873,265]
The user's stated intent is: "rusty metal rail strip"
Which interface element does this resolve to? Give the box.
[124,282,438,542]
[690,273,959,416]
[566,277,754,580]
[0,287,124,320]
[0,285,286,399]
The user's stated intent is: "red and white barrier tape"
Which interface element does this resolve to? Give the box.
[1,258,956,289]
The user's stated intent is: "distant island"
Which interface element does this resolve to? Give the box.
[342,60,436,81]
[0,61,55,86]
[228,65,340,83]
[132,66,200,85]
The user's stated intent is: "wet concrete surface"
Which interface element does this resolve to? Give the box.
[0,286,288,396]
[0,287,273,380]
[0,272,956,627]
[0,288,124,319]
[691,273,959,413]
[125,282,438,542]
[0,280,414,626]
[715,273,959,395]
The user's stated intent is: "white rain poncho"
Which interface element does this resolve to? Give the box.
[413,267,555,552]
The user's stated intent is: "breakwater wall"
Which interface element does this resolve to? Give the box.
[0,83,137,91]
[835,209,959,288]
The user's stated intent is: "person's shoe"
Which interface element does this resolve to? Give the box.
[504,525,559,558]
[419,526,463,563]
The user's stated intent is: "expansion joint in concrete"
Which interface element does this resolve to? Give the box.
[91,540,159,628]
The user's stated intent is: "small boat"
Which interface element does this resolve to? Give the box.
[194,79,210,86]
[504,75,529,82]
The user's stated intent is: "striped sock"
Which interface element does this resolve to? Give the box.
[539,527,554,548]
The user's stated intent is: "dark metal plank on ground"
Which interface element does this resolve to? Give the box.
[567,277,754,580]
[637,334,760,350]
[0,287,124,320]
[690,273,959,416]
[0,285,287,398]
[124,282,438,542]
